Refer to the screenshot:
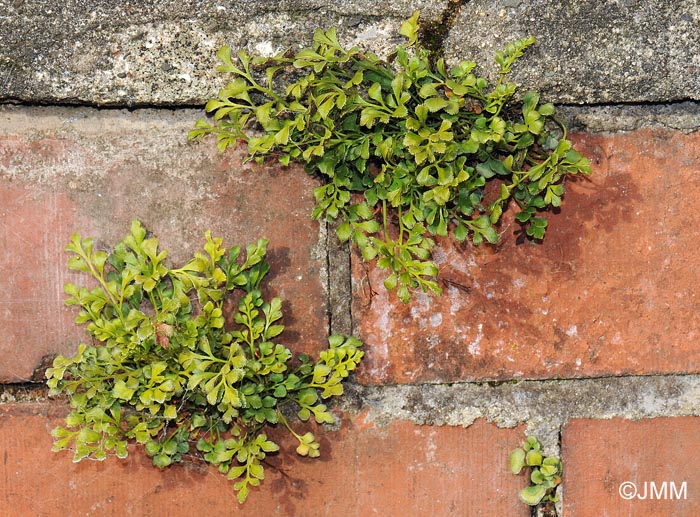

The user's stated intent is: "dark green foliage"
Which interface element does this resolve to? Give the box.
[47,221,363,503]
[190,12,590,302]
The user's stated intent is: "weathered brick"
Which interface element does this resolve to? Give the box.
[0,106,327,382]
[0,402,529,516]
[562,417,700,516]
[353,130,700,384]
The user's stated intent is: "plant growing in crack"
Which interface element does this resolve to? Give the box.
[46,221,364,503]
[510,435,562,512]
[190,11,590,302]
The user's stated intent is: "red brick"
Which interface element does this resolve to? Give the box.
[0,107,327,382]
[353,130,700,384]
[0,402,529,516]
[562,417,700,516]
[0,184,88,382]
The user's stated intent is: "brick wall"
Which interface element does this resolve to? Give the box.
[2,1,700,516]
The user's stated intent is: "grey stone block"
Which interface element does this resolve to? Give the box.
[0,0,444,105]
[2,0,698,105]
[444,0,700,104]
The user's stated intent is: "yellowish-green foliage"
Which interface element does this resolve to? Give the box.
[191,12,590,302]
[47,221,363,503]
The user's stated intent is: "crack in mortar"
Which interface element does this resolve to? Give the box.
[3,96,699,133]
[419,0,467,57]
[324,220,353,337]
[0,382,48,404]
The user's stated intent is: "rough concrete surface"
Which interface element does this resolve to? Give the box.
[445,0,700,104]
[2,0,698,105]
[0,0,444,105]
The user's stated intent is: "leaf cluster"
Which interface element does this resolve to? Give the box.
[190,11,590,302]
[46,221,363,503]
[509,436,563,507]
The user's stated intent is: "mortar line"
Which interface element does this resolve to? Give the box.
[338,372,700,455]
[346,243,354,337]
[323,218,353,338]
[324,219,334,337]
[556,99,700,109]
